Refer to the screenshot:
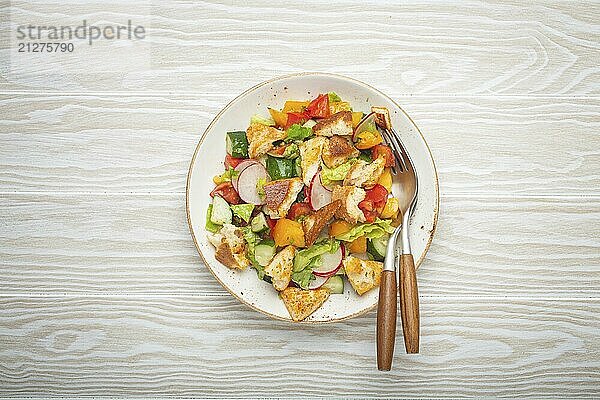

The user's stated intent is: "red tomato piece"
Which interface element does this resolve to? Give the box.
[224,154,245,169]
[371,144,396,167]
[266,217,278,237]
[287,202,313,220]
[365,184,388,204]
[305,94,330,119]
[285,112,309,129]
[210,182,241,205]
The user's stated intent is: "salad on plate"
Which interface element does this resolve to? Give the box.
[205,92,401,321]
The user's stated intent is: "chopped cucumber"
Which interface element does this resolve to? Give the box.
[210,195,232,225]
[322,275,344,294]
[226,131,249,158]
[266,155,297,180]
[251,212,269,233]
[231,203,254,223]
[254,242,276,267]
[205,204,221,233]
[367,234,388,261]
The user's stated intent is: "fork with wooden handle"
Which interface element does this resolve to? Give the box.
[374,107,420,359]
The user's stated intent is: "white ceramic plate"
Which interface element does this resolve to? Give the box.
[187,73,439,323]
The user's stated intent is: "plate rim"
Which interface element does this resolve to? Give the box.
[186,72,440,323]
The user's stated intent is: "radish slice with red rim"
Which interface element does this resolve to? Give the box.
[309,171,332,211]
[312,244,345,277]
[236,163,269,205]
[232,160,258,191]
[307,274,328,290]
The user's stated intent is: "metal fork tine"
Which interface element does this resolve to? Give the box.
[381,128,406,172]
[389,127,414,173]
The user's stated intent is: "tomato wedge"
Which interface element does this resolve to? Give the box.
[224,154,245,169]
[359,184,388,222]
[305,94,330,119]
[371,144,396,167]
[365,184,388,203]
[285,112,309,129]
[287,202,313,220]
[210,182,242,205]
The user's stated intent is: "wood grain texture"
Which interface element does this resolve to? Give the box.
[0,95,598,195]
[1,1,599,95]
[1,194,598,297]
[0,296,598,397]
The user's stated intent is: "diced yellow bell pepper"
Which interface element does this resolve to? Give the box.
[268,108,288,128]
[329,220,351,237]
[282,100,309,113]
[352,112,363,128]
[348,236,367,253]
[380,197,399,219]
[378,168,393,192]
[329,101,351,114]
[354,130,383,149]
[273,218,305,247]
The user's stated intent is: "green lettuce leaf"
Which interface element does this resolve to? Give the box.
[213,167,239,185]
[250,114,275,126]
[241,226,265,279]
[282,143,300,159]
[334,219,396,242]
[205,205,221,233]
[293,239,340,273]
[320,160,355,186]
[286,124,313,142]
[231,204,254,223]
[328,92,342,102]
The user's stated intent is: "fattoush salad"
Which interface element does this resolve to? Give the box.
[205,92,401,321]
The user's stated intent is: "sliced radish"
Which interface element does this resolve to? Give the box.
[236,163,270,205]
[232,160,258,191]
[309,171,332,211]
[313,244,345,277]
[352,112,377,142]
[307,274,329,290]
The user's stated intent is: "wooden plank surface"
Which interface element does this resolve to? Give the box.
[1,193,598,297]
[1,1,599,95]
[1,95,598,195]
[1,296,598,398]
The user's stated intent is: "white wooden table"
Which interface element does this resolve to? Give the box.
[1,1,599,397]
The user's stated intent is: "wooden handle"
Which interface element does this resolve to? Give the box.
[377,269,397,371]
[399,253,420,353]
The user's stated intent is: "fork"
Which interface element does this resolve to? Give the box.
[374,107,420,360]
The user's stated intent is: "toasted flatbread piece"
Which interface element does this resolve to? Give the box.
[343,155,386,188]
[313,111,353,137]
[343,256,383,295]
[331,186,366,224]
[302,200,341,246]
[322,135,360,168]
[265,245,295,291]
[207,224,250,270]
[280,287,330,322]
[263,178,304,219]
[298,136,327,185]
[246,123,286,158]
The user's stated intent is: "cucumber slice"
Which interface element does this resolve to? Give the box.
[254,242,276,267]
[226,131,249,158]
[322,275,344,294]
[205,204,221,233]
[250,212,269,233]
[210,195,232,225]
[367,234,388,261]
[266,155,296,180]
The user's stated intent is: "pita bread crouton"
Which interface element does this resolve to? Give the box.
[298,136,327,185]
[343,256,383,295]
[263,178,304,219]
[264,245,295,291]
[343,155,386,188]
[280,287,330,321]
[322,135,360,168]
[331,186,366,224]
[302,200,341,246]
[246,123,286,158]
[313,111,353,137]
